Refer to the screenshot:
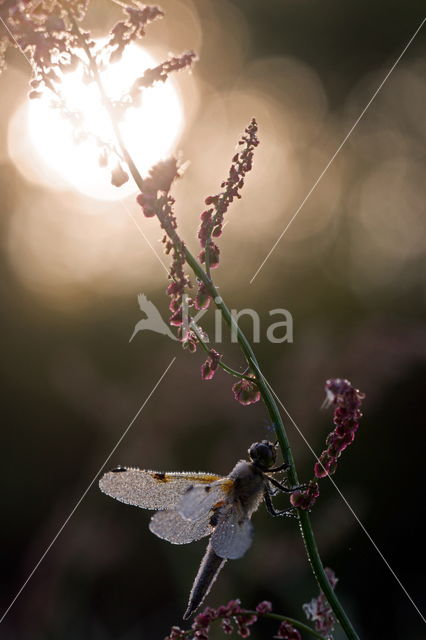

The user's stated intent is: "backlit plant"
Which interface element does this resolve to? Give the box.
[0,2,365,638]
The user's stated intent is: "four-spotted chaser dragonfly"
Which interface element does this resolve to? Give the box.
[99,440,301,619]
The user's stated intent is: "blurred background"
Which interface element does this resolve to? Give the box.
[1,0,425,638]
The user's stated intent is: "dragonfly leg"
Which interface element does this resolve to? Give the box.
[266,462,289,473]
[267,475,307,494]
[263,490,298,518]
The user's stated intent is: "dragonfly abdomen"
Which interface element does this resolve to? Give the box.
[183,541,227,620]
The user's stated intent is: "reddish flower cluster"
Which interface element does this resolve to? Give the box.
[195,118,259,306]
[0,0,86,87]
[137,157,182,209]
[126,50,197,105]
[198,238,220,272]
[107,4,164,63]
[164,600,277,640]
[314,379,365,478]
[273,621,301,640]
[136,158,193,328]
[303,568,338,638]
[198,118,259,253]
[1,0,196,189]
[136,158,182,225]
[290,480,320,511]
[201,349,222,380]
[232,376,261,405]
[168,601,256,639]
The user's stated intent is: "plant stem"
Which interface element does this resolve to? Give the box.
[247,611,330,640]
[204,232,212,280]
[72,17,359,640]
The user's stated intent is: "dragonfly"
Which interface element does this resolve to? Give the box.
[99,440,303,619]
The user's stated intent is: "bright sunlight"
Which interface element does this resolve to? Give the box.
[9,42,184,201]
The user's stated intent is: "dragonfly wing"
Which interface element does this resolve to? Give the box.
[149,509,212,544]
[99,468,223,510]
[179,478,234,522]
[211,505,254,559]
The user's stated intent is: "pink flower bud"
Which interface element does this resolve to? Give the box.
[194,612,212,628]
[232,378,260,405]
[182,330,197,353]
[273,621,301,640]
[314,451,337,478]
[255,601,272,615]
[201,349,222,380]
[136,192,157,217]
[222,618,233,634]
[195,282,211,310]
[166,281,183,296]
[289,491,306,508]
[111,162,129,187]
[199,242,220,269]
[169,308,183,326]
[28,90,43,99]
[290,481,320,510]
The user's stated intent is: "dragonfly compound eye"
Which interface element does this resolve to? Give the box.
[248,440,276,468]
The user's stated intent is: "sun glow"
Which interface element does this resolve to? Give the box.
[9,43,184,200]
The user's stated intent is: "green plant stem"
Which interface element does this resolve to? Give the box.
[204,231,212,280]
[247,611,329,640]
[72,16,359,640]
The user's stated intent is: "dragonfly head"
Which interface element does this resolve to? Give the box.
[248,440,277,470]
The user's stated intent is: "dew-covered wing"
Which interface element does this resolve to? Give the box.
[99,468,223,510]
[178,478,234,522]
[211,504,254,559]
[149,509,212,544]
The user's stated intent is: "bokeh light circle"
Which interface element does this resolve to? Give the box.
[8,42,184,201]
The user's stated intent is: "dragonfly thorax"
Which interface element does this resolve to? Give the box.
[229,460,265,516]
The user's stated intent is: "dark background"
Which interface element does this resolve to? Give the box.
[1,0,425,638]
